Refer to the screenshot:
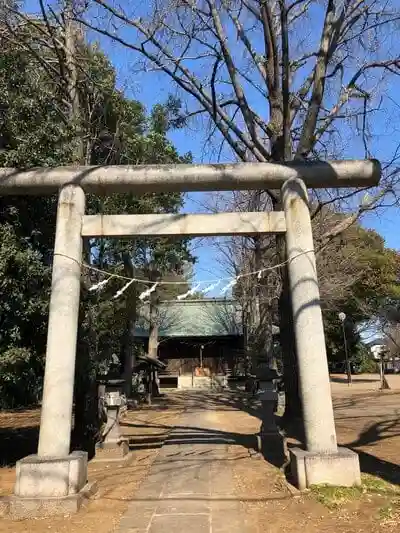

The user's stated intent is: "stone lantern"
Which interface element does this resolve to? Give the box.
[95,378,129,461]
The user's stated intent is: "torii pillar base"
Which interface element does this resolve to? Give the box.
[290,447,361,490]
[0,452,97,518]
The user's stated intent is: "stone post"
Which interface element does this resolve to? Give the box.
[38,184,85,457]
[10,185,92,517]
[282,177,337,453]
[282,177,361,489]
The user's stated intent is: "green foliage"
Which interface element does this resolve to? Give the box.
[0,224,50,353]
[345,229,400,321]
[378,500,400,526]
[311,484,363,509]
[189,291,205,300]
[0,38,74,167]
[312,474,400,510]
[0,16,194,412]
[349,342,378,372]
[321,220,400,363]
[0,224,48,407]
[0,347,41,408]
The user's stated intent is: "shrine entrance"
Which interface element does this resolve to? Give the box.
[0,159,380,513]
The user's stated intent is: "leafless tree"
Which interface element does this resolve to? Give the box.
[384,324,400,362]
[71,1,400,413]
[204,191,369,369]
[200,190,280,368]
[74,1,400,172]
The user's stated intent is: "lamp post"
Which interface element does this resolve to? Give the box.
[338,312,352,386]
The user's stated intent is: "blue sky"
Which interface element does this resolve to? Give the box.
[23,1,400,290]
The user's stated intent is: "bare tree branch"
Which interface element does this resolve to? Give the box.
[296,0,346,158]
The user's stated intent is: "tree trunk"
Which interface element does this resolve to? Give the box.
[73,301,100,458]
[248,276,260,372]
[122,253,137,397]
[122,317,136,397]
[276,232,302,421]
[279,273,302,420]
[250,236,273,373]
[64,1,85,164]
[380,357,391,390]
[271,108,302,421]
[73,367,99,458]
[65,2,101,452]
[148,301,159,359]
[147,288,160,397]
[148,312,158,359]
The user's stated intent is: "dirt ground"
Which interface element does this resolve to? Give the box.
[0,375,399,532]
[229,376,400,533]
[0,400,184,532]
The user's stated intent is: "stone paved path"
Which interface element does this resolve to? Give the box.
[117,397,246,533]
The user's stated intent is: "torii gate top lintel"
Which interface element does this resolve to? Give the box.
[0,159,380,195]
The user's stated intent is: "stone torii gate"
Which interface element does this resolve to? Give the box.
[0,159,380,516]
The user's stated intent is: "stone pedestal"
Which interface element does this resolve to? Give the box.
[256,382,280,455]
[290,447,361,490]
[103,404,124,444]
[94,439,130,462]
[0,452,96,518]
[94,387,130,462]
[15,451,88,497]
[259,389,279,435]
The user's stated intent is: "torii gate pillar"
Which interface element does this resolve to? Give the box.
[282,177,361,489]
[11,185,92,517]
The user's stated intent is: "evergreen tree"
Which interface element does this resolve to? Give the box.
[0,13,193,422]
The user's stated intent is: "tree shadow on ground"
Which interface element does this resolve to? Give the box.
[330,376,378,384]
[0,424,99,465]
[349,418,400,447]
[345,417,400,486]
[355,450,400,486]
[122,390,287,469]
[0,426,38,466]
[282,403,400,487]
